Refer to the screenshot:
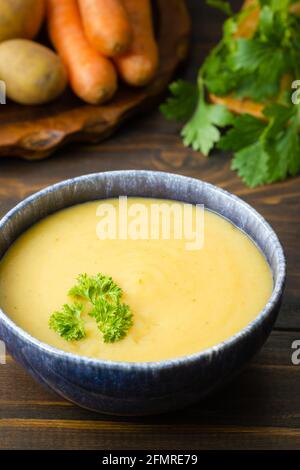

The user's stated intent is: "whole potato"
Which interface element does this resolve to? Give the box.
[0,0,45,42]
[0,39,67,105]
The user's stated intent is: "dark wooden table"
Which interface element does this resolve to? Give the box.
[0,0,300,450]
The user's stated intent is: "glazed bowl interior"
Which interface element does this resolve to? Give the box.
[0,170,285,366]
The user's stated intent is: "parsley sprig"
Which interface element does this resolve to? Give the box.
[49,273,133,343]
[69,273,122,305]
[161,0,300,187]
[49,303,86,342]
[90,298,133,343]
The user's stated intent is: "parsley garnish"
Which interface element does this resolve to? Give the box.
[49,303,86,342]
[49,274,133,343]
[90,298,133,343]
[69,273,122,305]
[161,0,300,187]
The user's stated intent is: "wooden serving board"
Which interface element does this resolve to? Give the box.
[0,0,190,160]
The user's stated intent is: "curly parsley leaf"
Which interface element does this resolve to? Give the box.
[50,273,133,343]
[49,303,86,342]
[69,273,122,305]
[90,298,133,344]
[68,273,133,343]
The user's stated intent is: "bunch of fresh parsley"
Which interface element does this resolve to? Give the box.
[49,273,133,343]
[161,0,300,187]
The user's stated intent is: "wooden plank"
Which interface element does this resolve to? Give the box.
[1,364,300,428]
[1,331,300,447]
[1,422,300,450]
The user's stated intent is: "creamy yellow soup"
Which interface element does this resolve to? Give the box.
[0,198,273,362]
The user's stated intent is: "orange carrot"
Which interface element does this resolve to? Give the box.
[234,0,260,39]
[47,0,117,104]
[209,94,264,120]
[78,0,132,57]
[115,0,159,87]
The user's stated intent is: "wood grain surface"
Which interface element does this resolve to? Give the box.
[0,0,299,450]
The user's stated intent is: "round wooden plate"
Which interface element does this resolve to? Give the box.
[0,0,190,160]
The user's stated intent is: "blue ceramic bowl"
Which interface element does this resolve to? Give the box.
[0,171,286,415]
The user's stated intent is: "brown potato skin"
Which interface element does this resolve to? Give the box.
[0,0,45,42]
[0,39,67,105]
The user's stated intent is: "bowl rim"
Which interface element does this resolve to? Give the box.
[0,170,286,370]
